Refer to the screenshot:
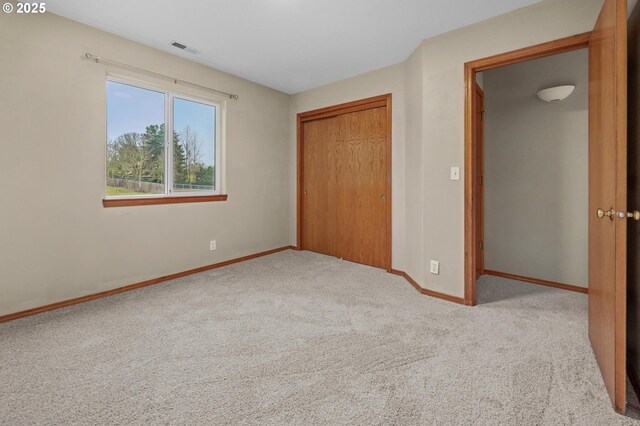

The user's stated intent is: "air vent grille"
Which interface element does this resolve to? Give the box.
[170,41,199,55]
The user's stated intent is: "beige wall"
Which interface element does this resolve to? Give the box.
[402,46,425,281]
[484,49,589,287]
[0,11,291,316]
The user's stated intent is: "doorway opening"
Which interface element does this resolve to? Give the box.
[475,47,590,301]
[464,33,592,306]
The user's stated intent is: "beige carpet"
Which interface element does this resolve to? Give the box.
[0,250,637,425]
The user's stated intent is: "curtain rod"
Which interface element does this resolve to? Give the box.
[83,53,239,100]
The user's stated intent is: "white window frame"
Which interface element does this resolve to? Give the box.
[105,75,222,199]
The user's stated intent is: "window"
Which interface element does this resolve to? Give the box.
[105,78,222,205]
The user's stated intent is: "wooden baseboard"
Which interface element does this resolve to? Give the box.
[0,245,296,323]
[389,269,467,305]
[483,270,588,294]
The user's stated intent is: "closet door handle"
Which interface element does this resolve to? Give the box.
[380,193,386,201]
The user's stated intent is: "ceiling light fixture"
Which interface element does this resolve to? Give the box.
[536,85,576,102]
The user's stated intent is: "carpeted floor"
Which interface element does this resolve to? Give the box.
[1,250,638,425]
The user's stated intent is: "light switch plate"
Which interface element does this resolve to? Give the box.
[450,167,460,181]
[430,260,440,275]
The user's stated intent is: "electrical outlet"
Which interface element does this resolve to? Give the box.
[209,240,217,251]
[430,260,440,275]
[450,167,460,181]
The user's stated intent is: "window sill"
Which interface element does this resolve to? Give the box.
[103,194,228,208]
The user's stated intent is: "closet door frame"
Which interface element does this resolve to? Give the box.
[296,94,392,272]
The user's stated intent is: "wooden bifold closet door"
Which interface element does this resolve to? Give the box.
[300,96,390,270]
[302,116,339,257]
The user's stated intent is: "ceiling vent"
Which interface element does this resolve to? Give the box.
[171,41,199,55]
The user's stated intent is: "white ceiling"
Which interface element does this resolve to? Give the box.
[48,0,542,94]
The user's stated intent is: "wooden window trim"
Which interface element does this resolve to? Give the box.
[103,194,228,207]
[105,77,224,207]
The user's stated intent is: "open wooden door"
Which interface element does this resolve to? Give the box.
[588,0,627,413]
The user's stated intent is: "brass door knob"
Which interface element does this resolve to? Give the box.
[380,193,386,200]
[627,210,640,221]
[597,208,615,220]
